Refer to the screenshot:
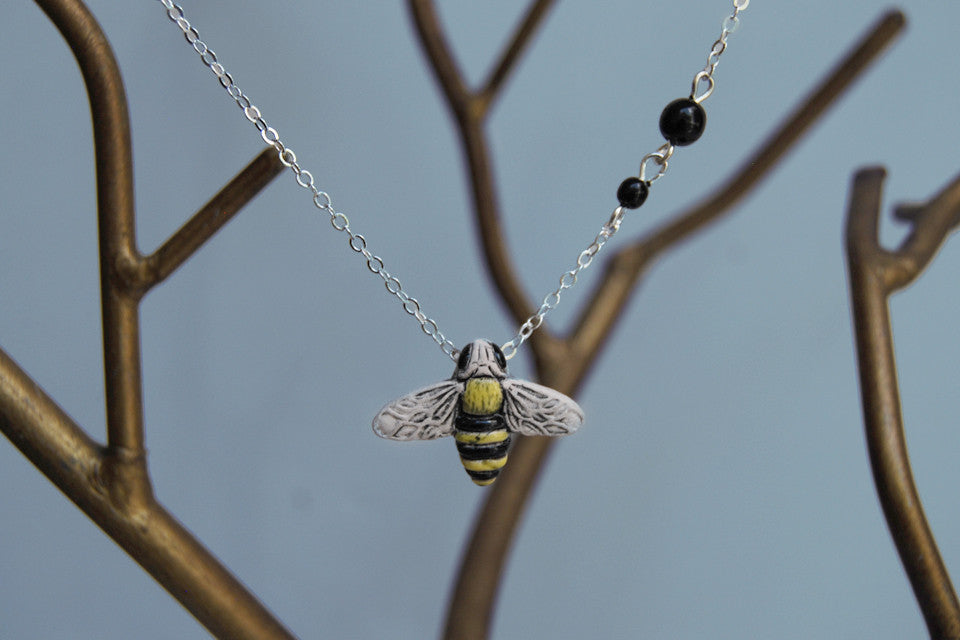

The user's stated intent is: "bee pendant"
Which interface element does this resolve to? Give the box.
[373,340,584,486]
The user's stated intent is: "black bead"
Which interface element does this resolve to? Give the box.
[659,98,706,146]
[617,177,649,209]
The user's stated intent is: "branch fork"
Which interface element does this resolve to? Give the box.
[1,1,290,638]
[846,166,960,640]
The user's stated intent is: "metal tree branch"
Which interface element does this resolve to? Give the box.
[0,0,290,638]
[409,7,907,639]
[135,148,285,294]
[476,0,557,117]
[846,167,960,639]
[407,0,555,350]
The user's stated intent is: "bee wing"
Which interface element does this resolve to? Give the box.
[501,378,584,436]
[373,380,462,440]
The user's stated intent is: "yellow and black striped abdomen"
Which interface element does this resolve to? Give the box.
[455,377,510,486]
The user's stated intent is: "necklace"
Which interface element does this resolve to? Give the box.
[158,0,749,485]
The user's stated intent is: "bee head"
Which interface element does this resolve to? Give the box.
[453,340,508,380]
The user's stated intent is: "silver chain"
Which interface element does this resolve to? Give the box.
[158,0,747,362]
[635,0,749,186]
[159,0,459,359]
[691,0,750,104]
[502,0,748,356]
[500,206,627,359]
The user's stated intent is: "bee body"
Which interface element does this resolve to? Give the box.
[373,340,584,486]
[454,377,511,485]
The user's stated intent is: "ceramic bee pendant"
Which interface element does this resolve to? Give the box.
[373,340,584,485]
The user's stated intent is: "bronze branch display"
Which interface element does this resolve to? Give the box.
[3,1,959,638]
[846,168,960,638]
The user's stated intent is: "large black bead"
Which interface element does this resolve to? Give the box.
[659,98,706,146]
[617,177,649,209]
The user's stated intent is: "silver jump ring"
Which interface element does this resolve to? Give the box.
[691,71,715,103]
[639,153,668,183]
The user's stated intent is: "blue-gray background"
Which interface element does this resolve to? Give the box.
[2,2,959,638]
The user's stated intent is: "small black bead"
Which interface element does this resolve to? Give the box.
[617,177,650,209]
[659,98,706,146]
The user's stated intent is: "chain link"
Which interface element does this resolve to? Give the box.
[639,142,675,184]
[692,0,748,103]
[501,207,625,360]
[158,0,747,363]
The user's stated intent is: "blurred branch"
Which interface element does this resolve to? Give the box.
[407,0,556,359]
[571,9,908,376]
[0,350,296,640]
[0,0,293,637]
[136,147,284,293]
[411,8,907,640]
[477,0,557,116]
[846,167,960,639]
